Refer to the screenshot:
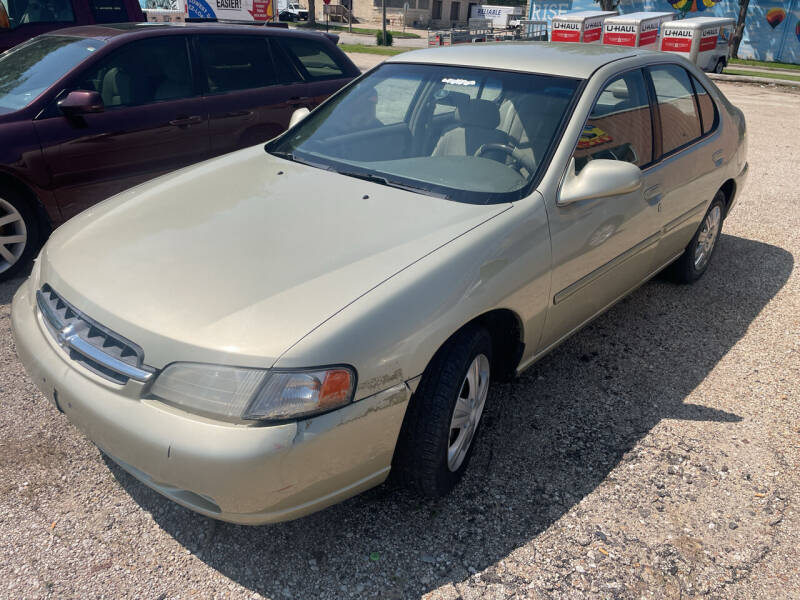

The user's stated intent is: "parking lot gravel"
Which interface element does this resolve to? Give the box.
[0,80,798,600]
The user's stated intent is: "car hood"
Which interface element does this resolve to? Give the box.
[39,146,508,369]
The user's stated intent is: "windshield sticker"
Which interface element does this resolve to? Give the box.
[441,78,477,86]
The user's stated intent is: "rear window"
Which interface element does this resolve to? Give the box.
[199,36,278,93]
[89,0,128,23]
[278,37,346,80]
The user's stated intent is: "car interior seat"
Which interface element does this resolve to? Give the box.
[101,67,132,107]
[432,98,512,162]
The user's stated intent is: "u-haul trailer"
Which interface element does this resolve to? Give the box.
[660,16,735,73]
[602,12,674,48]
[551,10,616,44]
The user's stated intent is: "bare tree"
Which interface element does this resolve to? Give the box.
[308,0,316,25]
[730,0,750,59]
[594,0,619,11]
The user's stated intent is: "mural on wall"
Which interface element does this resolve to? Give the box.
[528,0,800,64]
[666,0,721,16]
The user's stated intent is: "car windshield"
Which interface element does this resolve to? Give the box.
[267,63,580,204]
[0,35,104,113]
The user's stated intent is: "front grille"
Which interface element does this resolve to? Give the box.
[36,285,154,385]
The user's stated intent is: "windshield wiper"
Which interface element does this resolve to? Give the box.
[269,150,334,172]
[335,169,449,199]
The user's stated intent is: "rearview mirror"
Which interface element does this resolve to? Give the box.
[558,159,642,207]
[289,107,310,129]
[58,90,104,117]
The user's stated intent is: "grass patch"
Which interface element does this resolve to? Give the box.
[729,58,800,72]
[295,22,421,38]
[339,43,410,56]
[724,68,800,82]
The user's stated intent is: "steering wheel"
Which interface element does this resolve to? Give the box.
[475,143,528,175]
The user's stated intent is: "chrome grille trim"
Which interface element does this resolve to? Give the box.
[36,285,155,384]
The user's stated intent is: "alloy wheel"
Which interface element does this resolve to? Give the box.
[0,197,27,275]
[447,353,490,472]
[694,204,722,271]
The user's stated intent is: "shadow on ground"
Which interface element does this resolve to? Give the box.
[106,233,793,598]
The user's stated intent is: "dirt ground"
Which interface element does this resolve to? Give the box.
[0,80,797,600]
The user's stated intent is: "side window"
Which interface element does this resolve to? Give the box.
[279,37,346,81]
[1,0,10,28]
[7,0,75,26]
[650,64,702,154]
[268,38,304,84]
[691,75,717,135]
[75,37,194,107]
[88,0,128,23]
[574,69,653,173]
[199,36,277,94]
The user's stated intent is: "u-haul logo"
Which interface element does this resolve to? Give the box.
[666,28,692,38]
[641,20,660,33]
[585,17,605,30]
[605,23,635,33]
[701,27,719,38]
[554,21,580,30]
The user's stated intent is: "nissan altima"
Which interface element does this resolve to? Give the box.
[11,43,748,524]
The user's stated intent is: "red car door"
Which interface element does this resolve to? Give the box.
[197,33,308,156]
[34,35,209,220]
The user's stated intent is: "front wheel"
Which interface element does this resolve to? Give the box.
[667,192,725,284]
[393,326,492,498]
[0,188,39,281]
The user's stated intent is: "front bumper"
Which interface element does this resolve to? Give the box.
[11,283,410,524]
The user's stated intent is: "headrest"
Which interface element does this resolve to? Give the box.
[456,99,500,129]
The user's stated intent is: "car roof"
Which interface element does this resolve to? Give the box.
[43,22,327,42]
[385,42,641,79]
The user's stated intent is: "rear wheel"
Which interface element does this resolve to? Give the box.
[393,326,492,497]
[714,59,725,74]
[667,192,725,284]
[0,188,39,281]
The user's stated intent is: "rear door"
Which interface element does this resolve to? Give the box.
[197,33,305,156]
[34,35,209,220]
[643,64,718,266]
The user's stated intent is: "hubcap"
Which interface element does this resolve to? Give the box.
[447,353,490,472]
[693,205,721,271]
[0,198,27,275]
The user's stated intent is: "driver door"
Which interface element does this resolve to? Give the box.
[539,69,662,351]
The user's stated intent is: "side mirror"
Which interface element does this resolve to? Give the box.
[58,90,104,117]
[558,158,642,206]
[289,107,310,129]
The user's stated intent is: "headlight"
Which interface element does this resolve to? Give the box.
[150,363,356,421]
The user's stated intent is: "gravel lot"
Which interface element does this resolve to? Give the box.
[1,80,798,600]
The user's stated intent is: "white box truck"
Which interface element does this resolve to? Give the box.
[469,5,525,29]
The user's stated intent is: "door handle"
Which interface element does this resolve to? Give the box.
[644,184,662,203]
[169,115,203,127]
[288,96,311,107]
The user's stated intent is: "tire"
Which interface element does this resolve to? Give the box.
[667,191,725,284]
[0,187,39,281]
[393,325,492,498]
[714,59,725,74]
